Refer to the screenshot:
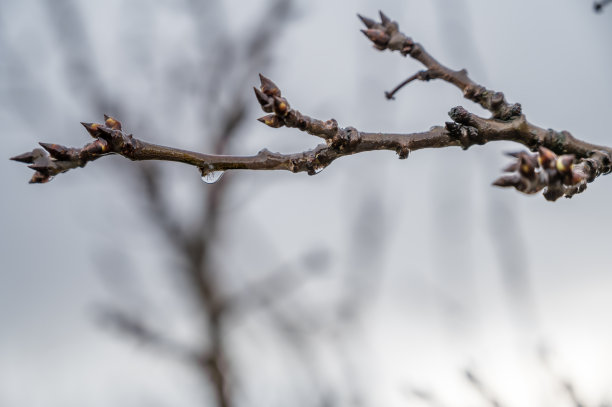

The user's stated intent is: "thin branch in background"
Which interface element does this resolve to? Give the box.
[538,344,589,407]
[224,249,330,317]
[20,1,297,407]
[95,307,201,364]
[464,369,504,407]
[404,386,448,407]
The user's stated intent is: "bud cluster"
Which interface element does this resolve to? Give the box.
[493,146,587,201]
[358,11,413,55]
[254,74,290,129]
[10,115,126,183]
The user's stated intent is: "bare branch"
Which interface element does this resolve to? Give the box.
[11,11,612,201]
[96,307,200,363]
[464,369,504,407]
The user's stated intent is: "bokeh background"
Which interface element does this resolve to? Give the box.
[2,1,612,406]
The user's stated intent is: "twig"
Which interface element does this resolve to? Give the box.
[384,70,432,100]
[96,307,201,363]
[464,369,504,407]
[11,11,612,201]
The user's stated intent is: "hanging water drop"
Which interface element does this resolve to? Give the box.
[201,170,224,184]
[307,166,324,176]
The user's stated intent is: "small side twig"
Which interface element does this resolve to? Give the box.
[384,70,432,100]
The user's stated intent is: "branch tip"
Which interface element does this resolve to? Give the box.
[10,150,41,164]
[258,73,281,97]
[378,10,391,26]
[361,28,390,48]
[104,115,122,130]
[81,122,101,138]
[253,86,273,112]
[39,142,71,160]
[257,114,283,128]
[357,13,376,29]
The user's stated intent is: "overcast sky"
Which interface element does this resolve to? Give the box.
[2,1,612,406]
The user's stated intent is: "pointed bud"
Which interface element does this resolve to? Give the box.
[10,149,44,164]
[81,122,102,138]
[27,164,50,173]
[104,115,122,130]
[556,155,574,174]
[357,14,376,29]
[505,151,522,158]
[537,146,557,169]
[257,114,283,128]
[39,142,72,160]
[253,87,273,113]
[361,29,389,47]
[259,74,281,97]
[95,125,113,142]
[82,139,111,155]
[502,162,519,172]
[493,174,520,188]
[518,158,535,178]
[29,172,50,184]
[379,10,391,26]
[273,96,290,116]
[570,169,586,185]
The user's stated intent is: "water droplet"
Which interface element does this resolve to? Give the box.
[308,166,324,176]
[200,170,224,184]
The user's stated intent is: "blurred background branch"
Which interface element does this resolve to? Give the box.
[3,1,612,407]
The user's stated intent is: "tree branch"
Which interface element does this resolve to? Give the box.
[11,11,612,201]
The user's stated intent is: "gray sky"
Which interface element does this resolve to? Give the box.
[2,0,612,406]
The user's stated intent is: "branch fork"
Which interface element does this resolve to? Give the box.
[11,11,612,201]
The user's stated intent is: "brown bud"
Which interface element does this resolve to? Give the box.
[357,14,376,29]
[556,154,574,174]
[253,87,273,113]
[360,29,390,47]
[29,172,51,184]
[537,146,557,169]
[570,169,586,185]
[94,125,113,142]
[509,103,522,117]
[543,187,564,202]
[379,10,391,26]
[10,149,45,164]
[82,139,111,155]
[502,162,519,173]
[517,152,538,177]
[257,114,283,128]
[448,106,471,124]
[27,163,50,173]
[493,174,520,188]
[273,96,290,116]
[39,143,72,160]
[259,74,281,97]
[104,115,122,130]
[81,122,102,138]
